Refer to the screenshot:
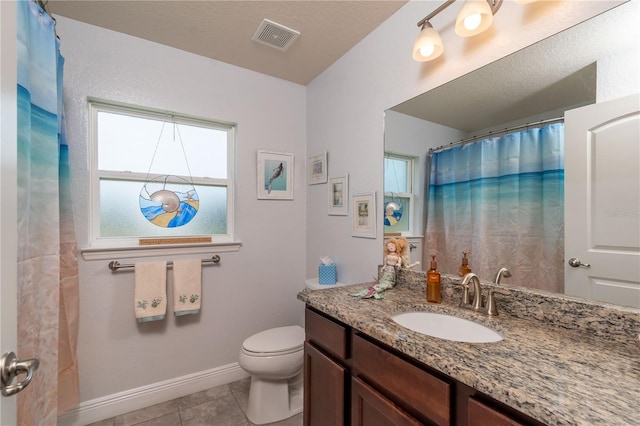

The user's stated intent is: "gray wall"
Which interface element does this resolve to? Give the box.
[57,17,307,402]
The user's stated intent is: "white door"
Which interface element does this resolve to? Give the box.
[1,0,19,423]
[564,93,640,307]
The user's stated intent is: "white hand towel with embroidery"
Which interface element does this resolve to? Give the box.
[173,258,202,316]
[134,261,167,323]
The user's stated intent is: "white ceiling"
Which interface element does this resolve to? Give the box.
[48,0,408,85]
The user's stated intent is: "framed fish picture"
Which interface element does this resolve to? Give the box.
[257,150,294,200]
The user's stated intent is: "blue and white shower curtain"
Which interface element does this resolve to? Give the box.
[17,1,79,422]
[425,123,564,293]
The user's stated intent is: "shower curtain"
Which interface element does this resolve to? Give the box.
[425,123,564,293]
[17,1,79,423]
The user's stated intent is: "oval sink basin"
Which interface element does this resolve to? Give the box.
[392,312,503,343]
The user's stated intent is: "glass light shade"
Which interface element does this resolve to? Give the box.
[455,0,494,37]
[412,23,444,62]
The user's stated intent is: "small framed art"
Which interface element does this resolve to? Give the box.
[257,150,294,200]
[352,191,376,238]
[308,152,328,185]
[328,175,348,216]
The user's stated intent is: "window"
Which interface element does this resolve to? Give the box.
[88,100,235,249]
[384,152,417,235]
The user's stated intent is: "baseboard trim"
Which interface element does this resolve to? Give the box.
[57,362,249,426]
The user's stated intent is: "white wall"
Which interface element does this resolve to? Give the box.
[56,16,307,403]
[305,0,624,284]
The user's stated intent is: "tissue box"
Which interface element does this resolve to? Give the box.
[318,264,337,284]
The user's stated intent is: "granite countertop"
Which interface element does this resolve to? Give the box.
[298,275,640,426]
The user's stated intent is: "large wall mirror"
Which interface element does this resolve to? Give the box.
[384,2,639,307]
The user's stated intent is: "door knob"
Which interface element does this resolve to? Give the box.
[1,351,39,397]
[568,258,591,268]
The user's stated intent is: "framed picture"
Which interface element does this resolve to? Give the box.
[352,191,376,238]
[257,150,294,200]
[308,152,328,185]
[328,175,348,216]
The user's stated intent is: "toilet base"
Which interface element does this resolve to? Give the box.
[245,371,303,425]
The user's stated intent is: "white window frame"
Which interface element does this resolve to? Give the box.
[83,99,240,258]
[384,151,418,236]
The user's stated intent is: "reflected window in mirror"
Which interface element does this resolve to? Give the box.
[384,152,417,235]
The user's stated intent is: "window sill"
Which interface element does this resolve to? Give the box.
[80,241,242,261]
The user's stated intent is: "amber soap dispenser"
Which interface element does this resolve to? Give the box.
[459,251,472,276]
[427,255,442,303]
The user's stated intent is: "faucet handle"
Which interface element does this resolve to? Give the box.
[452,280,472,307]
[484,288,511,316]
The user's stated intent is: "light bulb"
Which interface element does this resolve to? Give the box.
[455,0,496,37]
[464,13,482,31]
[419,44,436,58]
[412,21,444,62]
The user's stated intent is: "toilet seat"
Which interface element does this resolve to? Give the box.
[242,325,304,357]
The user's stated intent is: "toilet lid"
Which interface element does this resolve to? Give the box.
[243,325,304,354]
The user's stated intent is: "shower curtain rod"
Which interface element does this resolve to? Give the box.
[428,116,564,154]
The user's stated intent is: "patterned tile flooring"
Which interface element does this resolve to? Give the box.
[87,378,302,426]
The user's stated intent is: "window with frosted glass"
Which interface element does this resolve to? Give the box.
[90,101,235,244]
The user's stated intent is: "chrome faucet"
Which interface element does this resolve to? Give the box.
[460,273,483,311]
[493,267,512,285]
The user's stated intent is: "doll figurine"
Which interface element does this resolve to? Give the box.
[351,238,408,299]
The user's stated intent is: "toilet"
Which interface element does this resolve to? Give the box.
[238,325,305,425]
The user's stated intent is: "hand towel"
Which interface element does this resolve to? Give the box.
[173,258,202,316]
[134,261,167,323]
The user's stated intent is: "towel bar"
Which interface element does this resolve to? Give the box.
[108,255,221,271]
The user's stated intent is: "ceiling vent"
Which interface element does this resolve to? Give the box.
[252,19,300,51]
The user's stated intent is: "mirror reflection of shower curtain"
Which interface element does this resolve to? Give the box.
[424,123,564,293]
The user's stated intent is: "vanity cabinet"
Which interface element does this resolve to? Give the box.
[304,306,545,426]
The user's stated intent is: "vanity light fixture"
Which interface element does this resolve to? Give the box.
[413,0,504,62]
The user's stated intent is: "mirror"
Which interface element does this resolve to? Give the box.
[384,2,639,306]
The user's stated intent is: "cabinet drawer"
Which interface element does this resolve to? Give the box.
[305,307,348,360]
[352,334,451,426]
[468,397,526,426]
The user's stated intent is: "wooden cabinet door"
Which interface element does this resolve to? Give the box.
[304,342,346,426]
[351,377,422,426]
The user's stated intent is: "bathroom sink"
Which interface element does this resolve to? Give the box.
[391,312,503,343]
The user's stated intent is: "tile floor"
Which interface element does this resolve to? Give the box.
[87,377,302,426]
